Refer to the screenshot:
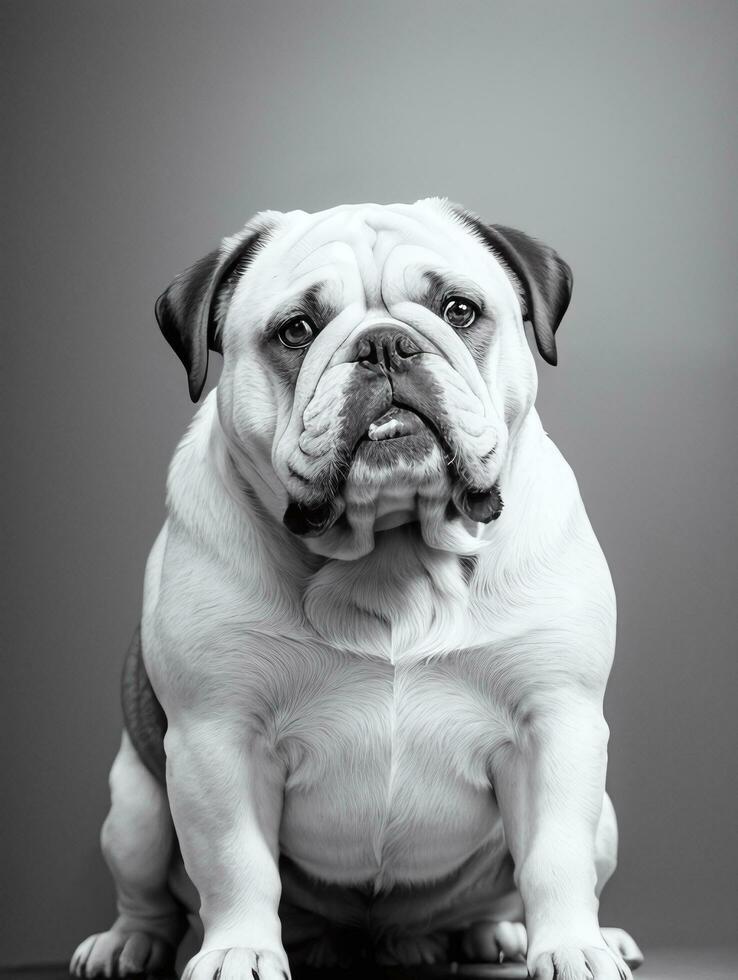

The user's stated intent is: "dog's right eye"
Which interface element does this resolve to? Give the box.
[278,316,316,349]
[442,296,478,329]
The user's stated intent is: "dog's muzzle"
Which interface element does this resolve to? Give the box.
[282,325,503,538]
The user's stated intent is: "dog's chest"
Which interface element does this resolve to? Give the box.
[272,649,512,887]
[299,524,477,661]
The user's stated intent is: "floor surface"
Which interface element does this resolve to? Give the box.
[1,949,736,980]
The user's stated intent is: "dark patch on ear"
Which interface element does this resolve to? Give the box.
[155,224,273,401]
[452,208,573,366]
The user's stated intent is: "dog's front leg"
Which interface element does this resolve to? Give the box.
[164,718,289,980]
[494,697,631,980]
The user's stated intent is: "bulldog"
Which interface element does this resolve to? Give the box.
[71,199,642,980]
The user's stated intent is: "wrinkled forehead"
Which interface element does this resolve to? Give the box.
[247,201,511,305]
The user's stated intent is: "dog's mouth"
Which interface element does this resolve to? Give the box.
[355,405,429,446]
[283,402,503,538]
[352,403,450,474]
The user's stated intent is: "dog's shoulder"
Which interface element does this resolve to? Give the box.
[466,419,617,694]
[165,391,242,553]
[141,394,320,699]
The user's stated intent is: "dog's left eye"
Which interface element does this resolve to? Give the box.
[278,316,316,349]
[442,297,478,329]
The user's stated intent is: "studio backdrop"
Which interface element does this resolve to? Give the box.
[3,0,737,965]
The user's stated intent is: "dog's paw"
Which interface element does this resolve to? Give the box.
[181,947,289,980]
[461,922,642,972]
[375,932,448,966]
[601,928,644,969]
[461,920,527,962]
[70,929,175,977]
[530,943,632,980]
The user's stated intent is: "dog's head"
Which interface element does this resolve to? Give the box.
[156,199,572,559]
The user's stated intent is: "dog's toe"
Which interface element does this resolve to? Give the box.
[531,944,632,980]
[70,929,175,978]
[601,927,644,968]
[72,931,124,978]
[461,920,527,962]
[70,933,99,977]
[182,947,289,980]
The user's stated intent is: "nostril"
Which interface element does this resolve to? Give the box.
[396,335,420,358]
[357,337,375,362]
[357,337,381,364]
[381,337,393,372]
[355,330,420,367]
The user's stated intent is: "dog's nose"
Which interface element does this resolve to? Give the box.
[353,328,421,372]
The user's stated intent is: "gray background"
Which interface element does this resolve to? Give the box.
[3,0,737,966]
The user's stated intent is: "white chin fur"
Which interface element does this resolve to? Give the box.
[301,444,494,560]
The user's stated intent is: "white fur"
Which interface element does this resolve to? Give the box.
[72,199,637,980]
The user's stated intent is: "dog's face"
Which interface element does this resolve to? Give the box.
[156,198,572,559]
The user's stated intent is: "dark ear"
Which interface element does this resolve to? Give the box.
[454,209,573,365]
[155,224,272,401]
